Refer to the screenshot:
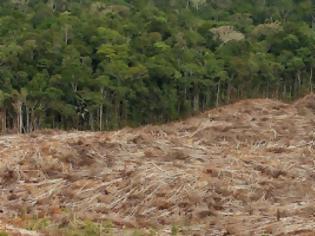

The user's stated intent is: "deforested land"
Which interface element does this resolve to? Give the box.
[2,95,315,235]
[2,1,315,235]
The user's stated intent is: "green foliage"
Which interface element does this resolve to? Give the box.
[26,218,52,231]
[0,0,315,132]
[20,217,160,236]
[171,225,179,236]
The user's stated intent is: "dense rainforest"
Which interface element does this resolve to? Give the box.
[0,0,315,132]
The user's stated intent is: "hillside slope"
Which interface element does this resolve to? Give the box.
[2,95,315,235]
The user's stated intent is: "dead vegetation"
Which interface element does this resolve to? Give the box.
[2,95,315,235]
[211,25,245,43]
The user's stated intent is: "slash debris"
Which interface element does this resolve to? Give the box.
[2,95,315,235]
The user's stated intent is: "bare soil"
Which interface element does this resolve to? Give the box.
[2,95,315,235]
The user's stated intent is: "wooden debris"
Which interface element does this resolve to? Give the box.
[1,95,315,234]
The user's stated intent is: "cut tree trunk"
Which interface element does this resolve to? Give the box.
[216,80,220,107]
[193,93,199,112]
[0,109,6,134]
[310,67,313,93]
[19,103,23,133]
[99,104,103,131]
[26,106,30,133]
[13,101,23,134]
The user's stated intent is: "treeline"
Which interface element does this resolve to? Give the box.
[0,0,315,133]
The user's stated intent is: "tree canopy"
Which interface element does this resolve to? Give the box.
[1,0,315,132]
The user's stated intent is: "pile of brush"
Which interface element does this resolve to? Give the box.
[1,95,315,235]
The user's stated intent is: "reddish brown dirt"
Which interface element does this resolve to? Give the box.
[2,95,315,235]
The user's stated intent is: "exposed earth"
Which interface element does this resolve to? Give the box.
[2,95,315,235]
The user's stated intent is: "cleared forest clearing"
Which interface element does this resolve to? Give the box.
[2,95,315,235]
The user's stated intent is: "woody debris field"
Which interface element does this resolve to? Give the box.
[2,95,315,235]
